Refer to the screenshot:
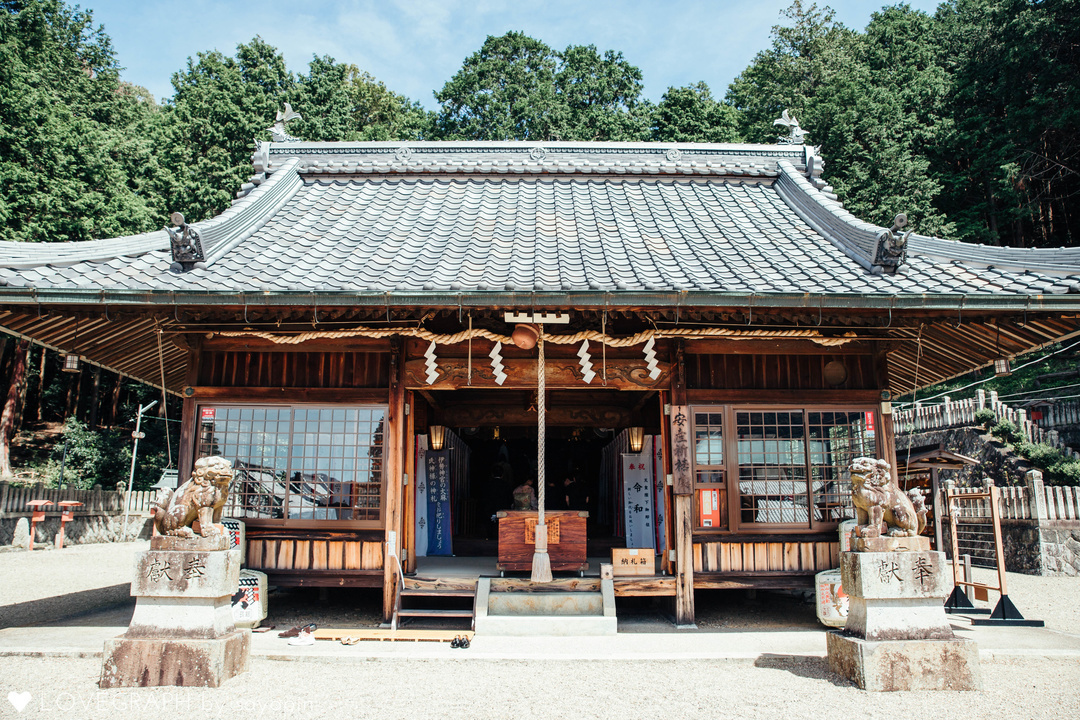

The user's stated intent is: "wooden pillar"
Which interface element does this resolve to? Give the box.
[670,339,695,626]
[403,389,417,574]
[177,347,201,482]
[874,343,899,480]
[658,389,674,576]
[383,340,406,622]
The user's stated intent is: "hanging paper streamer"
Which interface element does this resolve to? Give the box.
[643,337,661,379]
[489,341,507,385]
[577,339,595,384]
[424,341,439,385]
[424,449,453,556]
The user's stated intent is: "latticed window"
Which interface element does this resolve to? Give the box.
[196,404,386,527]
[691,406,876,532]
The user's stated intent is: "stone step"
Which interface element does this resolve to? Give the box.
[473,577,618,636]
[397,608,474,619]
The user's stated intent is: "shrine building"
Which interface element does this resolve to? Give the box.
[1,135,1078,625]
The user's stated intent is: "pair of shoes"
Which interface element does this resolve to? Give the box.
[287,622,318,646]
[450,635,471,649]
[341,636,360,645]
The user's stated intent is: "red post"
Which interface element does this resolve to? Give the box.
[25,499,53,550]
[56,501,83,549]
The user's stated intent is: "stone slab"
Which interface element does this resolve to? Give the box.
[131,546,241,598]
[151,533,228,552]
[841,551,950,599]
[474,614,618,636]
[126,595,237,639]
[827,631,981,691]
[100,629,250,688]
[855,536,931,553]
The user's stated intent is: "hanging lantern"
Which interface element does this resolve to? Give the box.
[994,358,1012,377]
[62,353,81,373]
[429,425,447,451]
[627,426,645,453]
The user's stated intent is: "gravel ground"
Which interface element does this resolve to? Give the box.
[0,542,148,629]
[3,543,1080,719]
[2,654,1079,720]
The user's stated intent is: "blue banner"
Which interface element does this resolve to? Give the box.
[425,450,453,556]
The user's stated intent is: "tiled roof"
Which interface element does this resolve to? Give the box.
[1,142,1078,303]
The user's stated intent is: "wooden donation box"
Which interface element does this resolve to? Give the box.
[496,510,588,573]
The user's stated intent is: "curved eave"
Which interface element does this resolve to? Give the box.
[0,287,1079,313]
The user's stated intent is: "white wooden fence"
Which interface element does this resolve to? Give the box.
[946,472,1080,521]
[0,481,156,518]
[896,389,1080,461]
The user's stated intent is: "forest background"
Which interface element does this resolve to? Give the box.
[0,0,1077,488]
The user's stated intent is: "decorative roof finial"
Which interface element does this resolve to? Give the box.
[166,212,204,272]
[267,103,303,142]
[773,109,808,145]
[873,213,911,274]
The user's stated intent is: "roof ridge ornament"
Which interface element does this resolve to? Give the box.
[166,212,204,272]
[773,109,808,145]
[268,103,303,142]
[874,214,912,275]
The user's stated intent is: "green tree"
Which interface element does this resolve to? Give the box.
[0,0,167,242]
[160,37,295,222]
[652,82,740,143]
[290,57,433,142]
[726,2,952,234]
[435,31,562,141]
[554,44,650,141]
[933,0,1080,246]
[435,31,649,141]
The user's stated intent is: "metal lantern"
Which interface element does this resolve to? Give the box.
[429,424,447,451]
[627,426,645,453]
[62,353,81,373]
[994,358,1012,377]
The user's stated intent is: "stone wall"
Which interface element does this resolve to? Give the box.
[1,513,152,547]
[895,427,1033,488]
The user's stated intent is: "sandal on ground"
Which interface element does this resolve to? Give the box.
[341,636,360,645]
[278,625,303,638]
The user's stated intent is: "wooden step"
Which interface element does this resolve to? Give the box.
[397,608,474,618]
[401,589,476,598]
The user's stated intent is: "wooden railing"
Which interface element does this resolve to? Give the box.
[897,389,1080,461]
[945,472,1080,521]
[0,482,157,518]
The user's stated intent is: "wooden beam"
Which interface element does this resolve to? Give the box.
[184,387,389,403]
[682,339,874,355]
[404,357,669,391]
[441,404,632,428]
[685,389,880,405]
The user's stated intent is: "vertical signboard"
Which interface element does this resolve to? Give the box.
[414,436,429,557]
[653,435,666,551]
[424,449,453,556]
[669,405,692,495]
[622,439,656,551]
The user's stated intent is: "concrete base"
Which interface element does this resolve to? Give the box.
[473,577,618,636]
[99,630,250,688]
[827,631,981,691]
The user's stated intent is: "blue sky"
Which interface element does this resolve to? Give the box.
[87,0,945,109]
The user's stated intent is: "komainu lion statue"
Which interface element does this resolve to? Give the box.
[850,457,927,538]
[152,456,234,538]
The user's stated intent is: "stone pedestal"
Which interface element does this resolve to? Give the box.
[827,550,981,691]
[100,541,250,688]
